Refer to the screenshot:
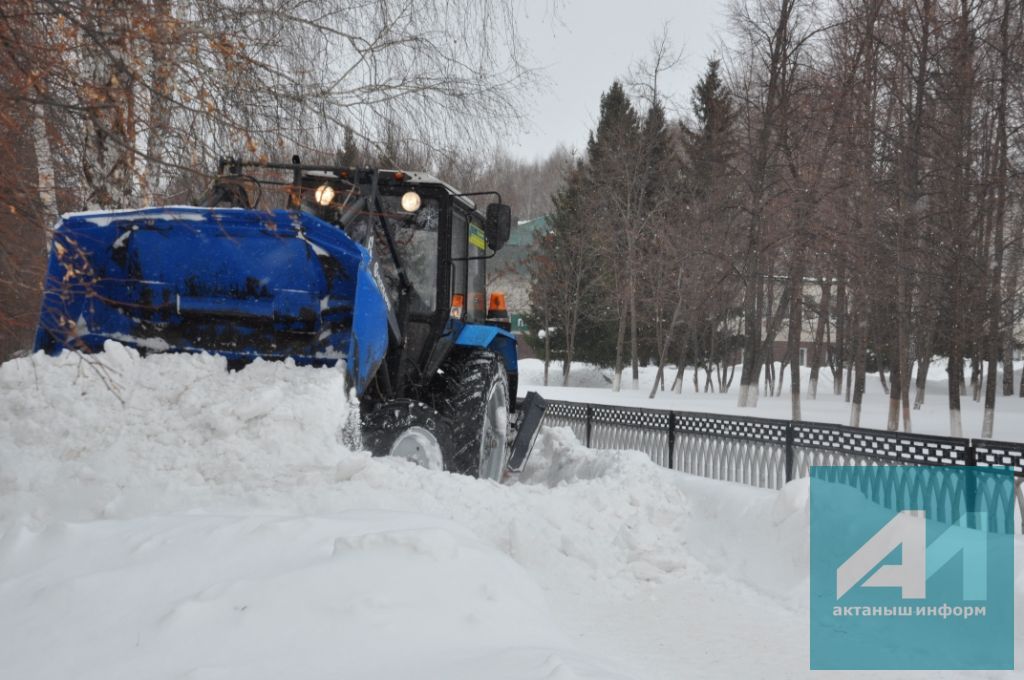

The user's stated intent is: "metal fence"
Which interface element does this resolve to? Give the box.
[540,400,1024,534]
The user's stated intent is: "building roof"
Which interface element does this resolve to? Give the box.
[490,214,550,272]
[507,215,551,247]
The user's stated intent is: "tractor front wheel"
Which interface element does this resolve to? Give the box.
[361,399,454,470]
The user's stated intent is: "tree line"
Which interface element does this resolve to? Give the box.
[529,0,1024,438]
[0,0,556,358]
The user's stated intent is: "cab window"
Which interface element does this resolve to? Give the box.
[466,218,487,322]
[374,194,440,314]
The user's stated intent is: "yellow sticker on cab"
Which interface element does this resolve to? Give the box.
[469,224,486,250]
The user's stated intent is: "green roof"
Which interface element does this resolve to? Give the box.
[507,215,551,248]
[489,215,550,272]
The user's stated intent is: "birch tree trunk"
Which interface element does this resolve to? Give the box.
[851,309,868,427]
[982,0,1012,438]
[833,273,847,395]
[32,104,59,230]
[648,284,686,399]
[914,355,931,409]
[628,269,640,390]
[788,288,802,422]
[948,353,964,438]
[1005,215,1022,395]
[1002,219,1020,395]
[808,278,831,399]
[612,296,628,392]
[671,343,686,393]
[737,271,763,407]
[542,311,550,387]
[140,0,175,206]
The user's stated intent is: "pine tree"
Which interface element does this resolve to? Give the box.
[527,160,607,384]
[673,58,741,395]
[337,126,360,166]
[638,97,688,396]
[585,81,646,390]
[685,59,735,203]
[587,82,640,165]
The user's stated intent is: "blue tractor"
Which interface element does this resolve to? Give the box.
[35,158,546,480]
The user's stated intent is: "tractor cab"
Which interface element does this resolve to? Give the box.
[278,164,514,406]
[298,168,510,316]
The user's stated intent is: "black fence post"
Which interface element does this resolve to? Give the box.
[668,412,676,470]
[965,440,978,530]
[784,422,795,483]
[585,405,593,448]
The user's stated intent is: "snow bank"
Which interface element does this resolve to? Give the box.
[1,346,704,678]
[0,342,355,524]
[518,359,613,389]
[0,346,637,678]
[0,346,701,596]
[3,346,1018,679]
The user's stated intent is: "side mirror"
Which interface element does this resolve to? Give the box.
[485,203,512,251]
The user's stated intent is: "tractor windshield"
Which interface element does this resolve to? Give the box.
[373,194,440,314]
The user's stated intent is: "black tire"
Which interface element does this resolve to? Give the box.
[435,350,510,480]
[361,399,455,470]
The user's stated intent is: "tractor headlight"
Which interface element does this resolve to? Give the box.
[314,184,335,206]
[401,191,422,212]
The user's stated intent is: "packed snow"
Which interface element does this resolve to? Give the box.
[61,206,212,228]
[0,344,1021,679]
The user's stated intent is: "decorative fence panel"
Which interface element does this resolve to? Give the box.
[538,399,1024,533]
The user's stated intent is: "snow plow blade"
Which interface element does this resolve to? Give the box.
[34,206,389,395]
[507,391,546,474]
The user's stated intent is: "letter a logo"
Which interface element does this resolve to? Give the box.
[837,510,926,599]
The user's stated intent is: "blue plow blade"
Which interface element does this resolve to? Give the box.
[34,206,389,395]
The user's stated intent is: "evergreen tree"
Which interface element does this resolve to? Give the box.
[685,59,736,201]
[587,81,641,165]
[666,59,741,393]
[336,126,359,166]
[527,160,609,383]
[585,81,647,389]
[638,96,689,394]
[641,99,676,200]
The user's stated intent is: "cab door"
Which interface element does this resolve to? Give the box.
[451,207,487,323]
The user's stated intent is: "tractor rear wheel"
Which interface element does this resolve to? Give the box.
[436,350,510,480]
[361,399,454,470]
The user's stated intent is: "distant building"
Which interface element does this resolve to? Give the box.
[766,278,835,367]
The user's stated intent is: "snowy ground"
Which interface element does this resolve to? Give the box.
[517,358,1024,442]
[0,345,1021,679]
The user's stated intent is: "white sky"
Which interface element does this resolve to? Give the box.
[509,0,731,160]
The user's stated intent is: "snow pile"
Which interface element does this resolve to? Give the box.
[501,428,696,590]
[0,341,355,524]
[0,345,683,679]
[671,474,811,605]
[518,359,613,389]
[0,345,697,597]
[2,346,1019,679]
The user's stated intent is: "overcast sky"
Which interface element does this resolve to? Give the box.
[509,0,731,160]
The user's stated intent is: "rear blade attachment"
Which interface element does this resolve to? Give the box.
[506,391,546,474]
